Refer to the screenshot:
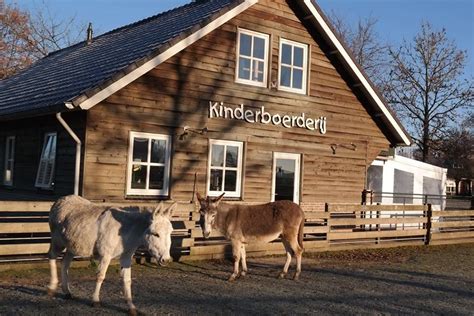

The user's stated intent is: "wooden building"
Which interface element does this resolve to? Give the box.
[0,0,411,207]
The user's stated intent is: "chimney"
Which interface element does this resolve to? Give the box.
[86,23,93,44]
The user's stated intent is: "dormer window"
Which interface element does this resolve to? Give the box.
[235,28,269,87]
[278,39,308,94]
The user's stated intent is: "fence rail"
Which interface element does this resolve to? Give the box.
[0,201,473,262]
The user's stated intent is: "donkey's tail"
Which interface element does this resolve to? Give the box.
[297,216,305,251]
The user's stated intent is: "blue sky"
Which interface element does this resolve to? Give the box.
[9,0,474,77]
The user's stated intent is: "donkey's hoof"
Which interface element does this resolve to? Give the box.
[47,288,56,297]
[129,307,138,316]
[64,293,73,300]
[92,301,101,308]
[278,272,287,279]
[227,274,238,282]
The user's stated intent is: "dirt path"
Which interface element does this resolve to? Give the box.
[0,244,473,315]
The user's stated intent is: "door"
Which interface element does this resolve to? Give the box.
[272,152,301,204]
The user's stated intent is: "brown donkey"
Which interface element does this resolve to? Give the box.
[196,193,305,281]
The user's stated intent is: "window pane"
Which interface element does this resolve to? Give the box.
[210,169,223,191]
[224,170,237,192]
[253,36,265,59]
[281,44,292,65]
[151,139,166,163]
[7,139,14,159]
[211,144,225,167]
[43,137,52,159]
[149,166,165,190]
[275,159,296,201]
[294,46,304,67]
[239,33,252,56]
[4,163,12,183]
[252,60,264,82]
[393,169,414,204]
[131,164,147,189]
[367,165,383,203]
[280,66,291,87]
[226,146,239,167]
[133,138,148,163]
[423,176,443,205]
[238,57,251,80]
[293,69,303,89]
[50,135,56,157]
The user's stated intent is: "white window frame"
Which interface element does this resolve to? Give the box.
[271,152,301,204]
[207,139,243,198]
[126,131,172,196]
[278,38,309,94]
[235,28,270,88]
[3,136,15,186]
[35,132,57,189]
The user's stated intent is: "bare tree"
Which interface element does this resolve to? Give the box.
[386,22,474,162]
[0,0,85,79]
[27,0,85,58]
[329,12,389,89]
[433,114,473,193]
[0,0,35,78]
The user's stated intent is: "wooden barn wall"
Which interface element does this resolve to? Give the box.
[83,0,390,203]
[0,112,86,197]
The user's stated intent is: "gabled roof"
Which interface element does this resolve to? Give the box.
[0,0,411,146]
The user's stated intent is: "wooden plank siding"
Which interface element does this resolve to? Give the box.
[0,111,86,198]
[82,0,389,203]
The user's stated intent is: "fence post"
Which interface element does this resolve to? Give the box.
[325,203,330,245]
[425,204,432,245]
[361,190,368,205]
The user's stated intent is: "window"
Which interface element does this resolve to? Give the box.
[393,169,414,204]
[3,136,15,186]
[423,176,443,205]
[366,165,383,203]
[278,39,308,94]
[208,140,243,198]
[36,133,57,189]
[272,152,301,204]
[235,29,269,87]
[126,132,171,196]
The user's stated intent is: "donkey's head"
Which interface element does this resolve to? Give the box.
[144,202,176,266]
[196,192,225,239]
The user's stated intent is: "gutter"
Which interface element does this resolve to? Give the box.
[56,112,81,195]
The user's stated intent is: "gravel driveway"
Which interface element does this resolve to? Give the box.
[0,244,473,315]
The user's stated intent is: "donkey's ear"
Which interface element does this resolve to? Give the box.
[196,192,204,202]
[214,192,225,205]
[163,202,177,218]
[153,202,164,218]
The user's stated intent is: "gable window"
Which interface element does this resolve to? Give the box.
[235,28,269,87]
[208,140,243,198]
[126,132,171,196]
[36,132,57,189]
[3,136,15,186]
[278,39,308,94]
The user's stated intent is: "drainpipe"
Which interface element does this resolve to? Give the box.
[56,112,81,196]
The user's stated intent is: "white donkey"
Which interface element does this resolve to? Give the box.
[47,195,175,315]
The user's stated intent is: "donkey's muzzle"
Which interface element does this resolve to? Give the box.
[159,257,172,266]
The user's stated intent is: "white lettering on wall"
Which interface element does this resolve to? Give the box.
[208,101,327,134]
